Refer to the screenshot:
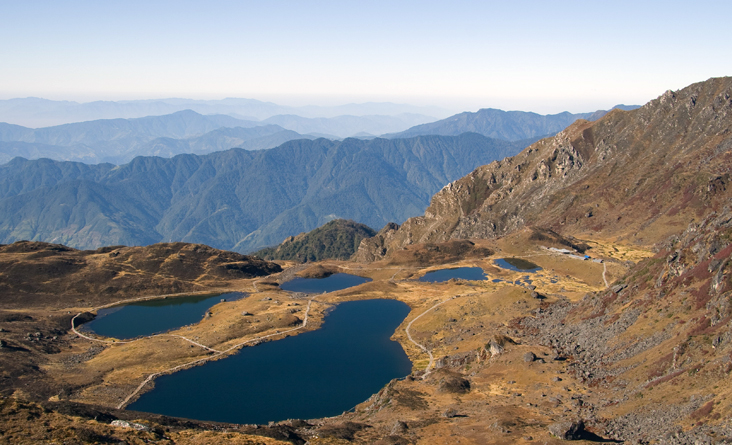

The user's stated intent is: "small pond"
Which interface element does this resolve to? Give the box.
[81,292,244,340]
[494,258,542,272]
[279,273,371,293]
[419,267,488,283]
[127,299,412,424]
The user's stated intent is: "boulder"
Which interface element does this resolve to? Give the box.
[391,420,408,434]
[548,420,585,440]
[442,408,458,418]
[611,284,627,294]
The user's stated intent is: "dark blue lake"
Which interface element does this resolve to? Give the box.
[82,292,244,340]
[280,273,371,293]
[127,299,412,424]
[494,258,542,272]
[419,266,488,283]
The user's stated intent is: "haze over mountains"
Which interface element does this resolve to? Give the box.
[0,97,450,128]
[0,110,321,165]
[0,100,637,165]
[0,110,433,164]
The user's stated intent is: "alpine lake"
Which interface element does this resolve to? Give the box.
[85,274,412,424]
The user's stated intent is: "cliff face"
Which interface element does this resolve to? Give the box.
[357,77,732,261]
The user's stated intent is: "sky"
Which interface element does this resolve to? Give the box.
[1,0,730,114]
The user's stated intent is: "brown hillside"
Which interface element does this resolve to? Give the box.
[356,77,732,261]
[0,241,281,309]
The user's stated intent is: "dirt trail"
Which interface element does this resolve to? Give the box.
[116,297,316,409]
[405,295,459,379]
[71,320,222,353]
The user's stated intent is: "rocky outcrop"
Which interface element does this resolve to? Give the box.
[357,77,732,261]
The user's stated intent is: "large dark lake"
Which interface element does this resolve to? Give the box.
[127,299,412,424]
[279,273,371,293]
[82,292,244,340]
[419,266,488,283]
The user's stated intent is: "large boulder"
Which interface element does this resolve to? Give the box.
[548,420,585,440]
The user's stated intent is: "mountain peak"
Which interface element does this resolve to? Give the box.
[358,76,732,261]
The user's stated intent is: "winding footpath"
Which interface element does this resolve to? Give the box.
[71,317,221,352]
[405,295,459,379]
[68,292,316,410]
[115,297,315,409]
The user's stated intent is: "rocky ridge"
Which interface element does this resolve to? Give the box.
[357,77,732,261]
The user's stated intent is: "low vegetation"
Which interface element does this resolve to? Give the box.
[253,219,376,262]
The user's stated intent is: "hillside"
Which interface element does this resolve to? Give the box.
[357,77,732,261]
[0,241,281,310]
[385,105,638,141]
[0,133,523,253]
[253,219,376,262]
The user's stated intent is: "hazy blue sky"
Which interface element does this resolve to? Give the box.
[1,0,730,113]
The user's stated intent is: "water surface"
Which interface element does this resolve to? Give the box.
[127,299,412,424]
[494,258,542,272]
[280,273,371,293]
[419,267,488,283]
[82,292,243,340]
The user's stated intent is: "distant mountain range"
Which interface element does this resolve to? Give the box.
[0,133,524,252]
[386,105,639,141]
[0,100,641,165]
[0,97,449,128]
[0,110,441,164]
[0,110,279,164]
[261,113,434,138]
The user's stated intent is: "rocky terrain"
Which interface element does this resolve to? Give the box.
[520,206,732,443]
[358,77,732,261]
